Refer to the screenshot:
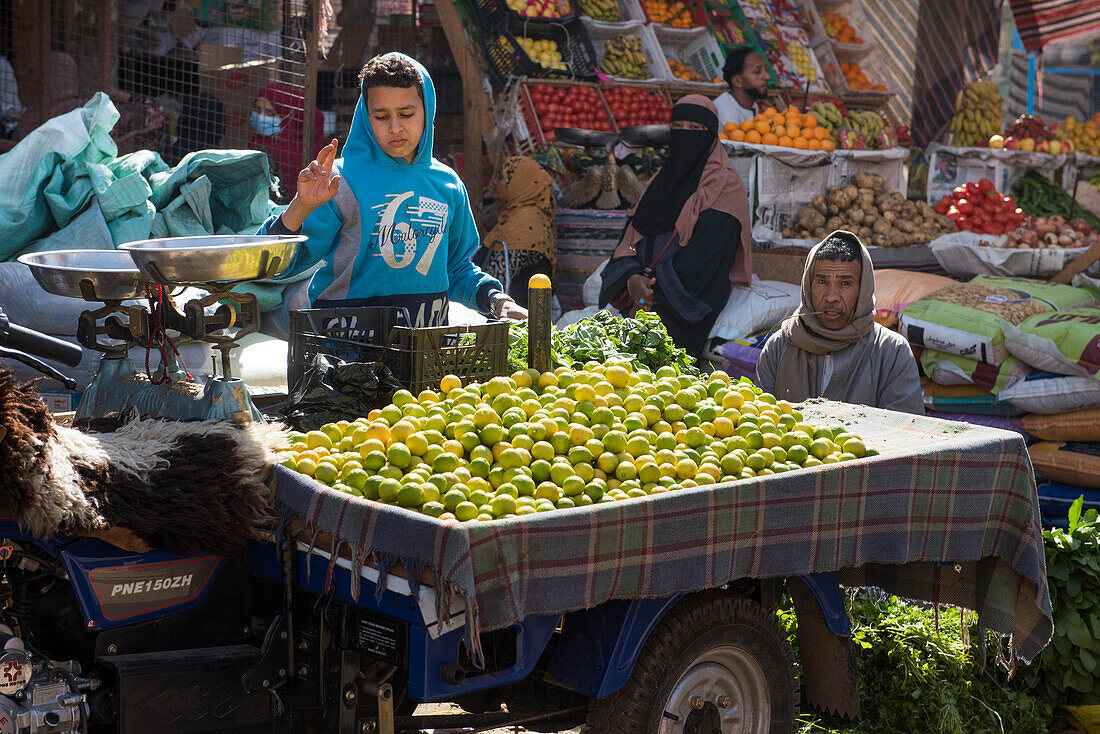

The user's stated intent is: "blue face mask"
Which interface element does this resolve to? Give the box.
[251,111,282,137]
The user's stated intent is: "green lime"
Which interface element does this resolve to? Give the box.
[396,484,424,508]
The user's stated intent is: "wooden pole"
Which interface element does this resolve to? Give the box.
[527,274,552,373]
[99,0,113,93]
[432,0,495,217]
[13,0,51,131]
[303,0,320,168]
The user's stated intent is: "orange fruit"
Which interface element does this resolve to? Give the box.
[730,128,746,142]
[821,139,836,152]
[784,124,801,139]
[745,129,762,144]
[801,114,816,128]
[801,127,815,138]
[793,136,809,149]
[814,127,828,140]
[808,138,821,151]
[723,121,738,133]
[753,120,769,135]
[763,107,779,118]
[778,135,794,148]
[762,132,779,146]
[739,119,754,132]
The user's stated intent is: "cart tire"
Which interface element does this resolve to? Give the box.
[583,592,798,734]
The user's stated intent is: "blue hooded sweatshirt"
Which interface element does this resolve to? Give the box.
[261,54,501,326]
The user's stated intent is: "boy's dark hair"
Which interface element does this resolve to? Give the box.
[722,46,758,87]
[815,231,862,262]
[358,54,424,101]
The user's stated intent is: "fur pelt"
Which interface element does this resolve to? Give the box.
[0,371,289,556]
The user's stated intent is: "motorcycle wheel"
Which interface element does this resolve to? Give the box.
[583,592,798,734]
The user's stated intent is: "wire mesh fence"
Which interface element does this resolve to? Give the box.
[1,0,320,203]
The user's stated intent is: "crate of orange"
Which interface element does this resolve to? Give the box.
[639,0,706,31]
[719,105,836,153]
[816,43,892,98]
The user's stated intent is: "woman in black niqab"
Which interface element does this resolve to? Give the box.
[600,95,752,360]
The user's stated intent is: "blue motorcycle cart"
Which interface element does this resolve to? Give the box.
[0,239,1052,734]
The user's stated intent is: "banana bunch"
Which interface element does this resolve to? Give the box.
[600,34,649,79]
[517,37,567,70]
[845,109,884,138]
[578,0,620,21]
[948,80,1004,147]
[809,101,843,141]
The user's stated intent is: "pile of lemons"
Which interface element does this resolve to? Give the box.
[279,363,876,522]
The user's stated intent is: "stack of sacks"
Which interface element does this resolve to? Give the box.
[1005,308,1100,492]
[899,275,1097,422]
[1023,408,1100,526]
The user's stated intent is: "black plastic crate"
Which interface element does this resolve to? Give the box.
[480,17,599,87]
[288,307,510,394]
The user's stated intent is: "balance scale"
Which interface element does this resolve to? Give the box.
[19,235,304,424]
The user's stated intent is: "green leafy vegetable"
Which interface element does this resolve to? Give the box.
[506,311,699,376]
[789,593,1053,734]
[1016,497,1100,708]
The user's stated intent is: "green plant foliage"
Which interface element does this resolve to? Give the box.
[782,592,1053,734]
[1017,497,1100,707]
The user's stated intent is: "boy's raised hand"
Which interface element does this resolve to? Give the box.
[279,139,341,231]
[296,138,341,209]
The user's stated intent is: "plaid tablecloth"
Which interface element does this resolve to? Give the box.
[272,400,1052,663]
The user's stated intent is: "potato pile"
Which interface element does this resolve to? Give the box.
[784,173,956,247]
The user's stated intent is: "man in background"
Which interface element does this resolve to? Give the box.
[712,47,771,129]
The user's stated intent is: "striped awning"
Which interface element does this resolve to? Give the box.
[1009,0,1100,52]
[862,0,1002,148]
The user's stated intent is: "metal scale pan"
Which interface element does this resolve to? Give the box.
[119,235,306,286]
[17,250,148,301]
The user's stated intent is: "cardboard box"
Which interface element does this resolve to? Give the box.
[198,43,277,148]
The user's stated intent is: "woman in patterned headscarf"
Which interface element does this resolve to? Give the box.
[480,156,557,308]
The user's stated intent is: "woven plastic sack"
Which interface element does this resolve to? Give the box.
[999,370,1100,415]
[874,269,956,327]
[899,275,1095,365]
[1003,307,1100,379]
[1023,407,1100,442]
[1029,441,1100,489]
[709,280,799,343]
[918,348,1028,394]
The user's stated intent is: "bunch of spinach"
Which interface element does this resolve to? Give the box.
[506,321,567,374]
[553,310,699,375]
[1016,496,1100,708]
[506,311,699,376]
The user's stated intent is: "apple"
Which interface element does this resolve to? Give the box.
[1049,139,1062,155]
[1003,136,1019,150]
[1019,137,1036,152]
[988,134,1005,149]
[1036,139,1050,153]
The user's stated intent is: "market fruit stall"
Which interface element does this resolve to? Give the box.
[271,383,1053,666]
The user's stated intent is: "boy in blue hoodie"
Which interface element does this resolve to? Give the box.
[262,53,527,326]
